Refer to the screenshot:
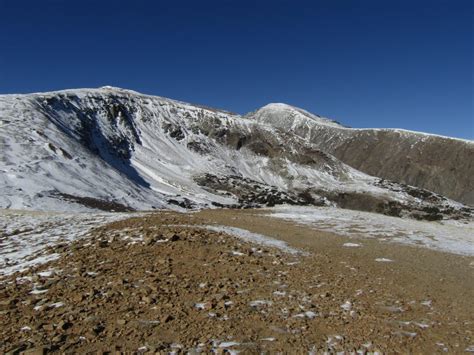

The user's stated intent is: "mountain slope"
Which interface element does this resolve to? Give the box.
[0,87,471,220]
[250,104,474,205]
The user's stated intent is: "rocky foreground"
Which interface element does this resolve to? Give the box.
[1,210,473,353]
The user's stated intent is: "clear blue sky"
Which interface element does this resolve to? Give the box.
[1,0,472,139]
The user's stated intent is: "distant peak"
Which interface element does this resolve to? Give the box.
[252,102,344,128]
[260,102,297,110]
[98,85,138,93]
[99,85,125,91]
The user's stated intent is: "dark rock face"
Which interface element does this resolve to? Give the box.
[374,179,465,220]
[313,182,472,221]
[163,123,186,141]
[51,192,134,212]
[167,198,196,209]
[194,174,325,208]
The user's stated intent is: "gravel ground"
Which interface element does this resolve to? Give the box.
[1,210,473,353]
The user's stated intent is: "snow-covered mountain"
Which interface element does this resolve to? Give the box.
[0,86,472,220]
[249,103,474,205]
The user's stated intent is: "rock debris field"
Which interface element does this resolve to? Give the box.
[1,209,473,353]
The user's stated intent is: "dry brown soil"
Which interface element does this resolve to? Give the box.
[1,209,473,354]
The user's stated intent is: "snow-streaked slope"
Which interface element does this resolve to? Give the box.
[0,209,137,275]
[267,205,474,256]
[0,87,366,211]
[249,104,474,205]
[1,87,246,210]
[0,87,471,219]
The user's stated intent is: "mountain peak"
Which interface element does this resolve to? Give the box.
[99,85,123,90]
[251,102,344,128]
[96,86,146,96]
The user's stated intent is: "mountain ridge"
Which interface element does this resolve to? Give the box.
[0,87,472,218]
[6,86,470,142]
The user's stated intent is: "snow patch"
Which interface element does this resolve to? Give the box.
[0,209,139,276]
[267,206,474,256]
[341,301,352,311]
[343,243,361,248]
[202,225,302,254]
[249,300,273,307]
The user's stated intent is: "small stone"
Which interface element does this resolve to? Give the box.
[71,294,83,303]
[52,334,66,343]
[43,324,54,331]
[144,236,156,245]
[169,234,180,242]
[21,346,47,355]
[93,323,105,334]
[0,298,16,309]
[98,240,108,248]
[142,296,154,304]
[59,321,73,330]
[160,314,174,323]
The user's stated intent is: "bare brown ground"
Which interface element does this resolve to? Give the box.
[1,209,473,354]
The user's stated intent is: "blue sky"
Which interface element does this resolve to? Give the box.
[0,0,472,139]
